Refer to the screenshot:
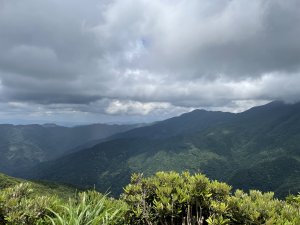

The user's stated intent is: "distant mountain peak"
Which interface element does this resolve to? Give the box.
[42,123,59,128]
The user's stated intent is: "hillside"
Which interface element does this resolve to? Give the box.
[23,101,300,197]
[0,123,138,176]
[0,172,77,199]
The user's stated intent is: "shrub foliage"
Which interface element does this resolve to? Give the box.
[1,172,300,224]
[122,171,300,225]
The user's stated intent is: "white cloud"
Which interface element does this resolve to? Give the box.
[105,100,171,115]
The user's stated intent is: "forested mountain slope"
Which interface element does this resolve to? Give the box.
[24,101,300,197]
[0,123,138,175]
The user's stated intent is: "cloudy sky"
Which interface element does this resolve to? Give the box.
[0,0,300,125]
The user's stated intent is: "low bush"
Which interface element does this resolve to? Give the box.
[1,172,300,225]
[122,171,230,225]
[122,171,300,225]
[0,183,59,225]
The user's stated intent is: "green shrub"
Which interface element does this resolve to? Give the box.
[227,189,300,224]
[0,183,59,225]
[122,171,300,225]
[122,171,231,225]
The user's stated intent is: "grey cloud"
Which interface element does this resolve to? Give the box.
[0,0,112,104]
[134,0,300,79]
[0,0,300,124]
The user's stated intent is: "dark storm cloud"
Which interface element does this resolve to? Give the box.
[0,0,299,123]
[0,0,111,104]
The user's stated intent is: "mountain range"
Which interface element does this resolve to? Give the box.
[14,101,300,197]
[0,123,139,176]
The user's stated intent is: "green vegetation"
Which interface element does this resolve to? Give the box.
[122,171,300,224]
[47,191,126,225]
[0,173,20,189]
[0,183,59,225]
[1,171,300,224]
[0,183,126,225]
